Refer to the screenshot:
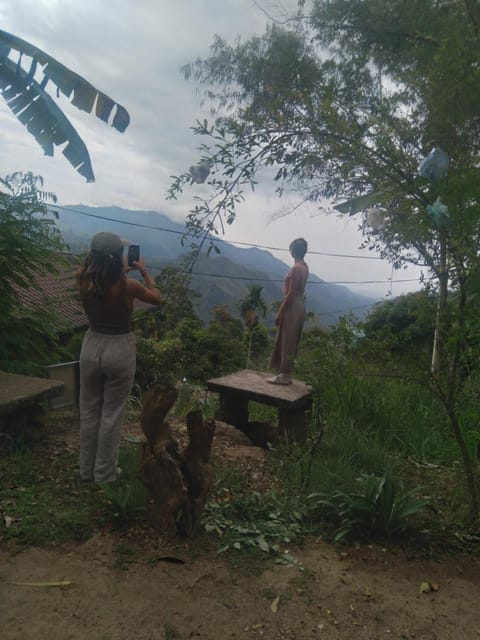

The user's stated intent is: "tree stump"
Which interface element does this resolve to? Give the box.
[139,384,216,537]
[180,409,216,534]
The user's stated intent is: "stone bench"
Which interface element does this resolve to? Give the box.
[207,369,312,442]
[0,370,65,439]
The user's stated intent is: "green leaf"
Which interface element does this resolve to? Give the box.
[0,28,130,181]
[256,535,270,553]
[0,55,95,182]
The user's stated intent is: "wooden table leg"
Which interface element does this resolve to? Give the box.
[218,393,249,429]
[278,400,312,443]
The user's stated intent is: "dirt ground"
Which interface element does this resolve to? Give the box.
[1,415,480,640]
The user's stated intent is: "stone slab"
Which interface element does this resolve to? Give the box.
[0,370,65,417]
[207,369,312,410]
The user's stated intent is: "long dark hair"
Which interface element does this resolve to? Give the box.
[77,247,125,301]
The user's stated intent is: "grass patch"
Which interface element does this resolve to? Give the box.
[248,401,277,424]
[0,426,146,547]
[99,445,148,529]
[0,448,106,546]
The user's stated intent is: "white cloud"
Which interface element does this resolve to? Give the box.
[0,0,423,297]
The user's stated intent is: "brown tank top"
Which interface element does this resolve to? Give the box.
[81,281,133,335]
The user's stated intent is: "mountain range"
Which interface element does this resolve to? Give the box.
[52,205,377,326]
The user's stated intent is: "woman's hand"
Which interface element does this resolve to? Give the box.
[132,258,146,271]
[124,257,146,273]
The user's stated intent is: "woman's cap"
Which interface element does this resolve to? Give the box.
[90,232,128,255]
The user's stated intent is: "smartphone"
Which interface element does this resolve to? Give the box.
[127,244,140,267]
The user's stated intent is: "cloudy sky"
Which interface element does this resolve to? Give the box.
[0,0,424,299]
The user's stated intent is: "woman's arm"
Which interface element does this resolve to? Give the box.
[127,260,161,305]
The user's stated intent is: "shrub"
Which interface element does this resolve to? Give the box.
[309,468,428,542]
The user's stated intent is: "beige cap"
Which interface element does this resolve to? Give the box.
[90,232,128,255]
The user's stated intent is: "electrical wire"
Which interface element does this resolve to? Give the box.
[51,203,423,286]
[50,203,384,260]
[144,266,421,286]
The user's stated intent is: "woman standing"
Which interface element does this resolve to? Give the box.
[77,231,161,483]
[268,238,309,385]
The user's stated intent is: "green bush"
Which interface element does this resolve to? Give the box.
[135,313,247,390]
[0,172,66,375]
[308,468,428,542]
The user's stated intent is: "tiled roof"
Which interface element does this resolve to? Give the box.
[16,254,160,333]
[17,254,88,332]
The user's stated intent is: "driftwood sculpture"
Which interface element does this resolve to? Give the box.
[139,383,216,537]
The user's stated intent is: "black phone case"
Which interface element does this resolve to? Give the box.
[128,245,140,267]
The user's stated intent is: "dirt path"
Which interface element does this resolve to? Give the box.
[1,534,479,640]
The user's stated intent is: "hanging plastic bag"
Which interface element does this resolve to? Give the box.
[418,148,449,182]
[189,162,210,184]
[366,208,385,230]
[427,197,449,226]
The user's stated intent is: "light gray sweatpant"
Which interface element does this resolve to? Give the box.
[79,330,136,483]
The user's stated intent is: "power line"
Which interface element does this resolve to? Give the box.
[53,202,423,286]
[50,204,183,236]
[50,202,384,261]
[149,267,421,286]
[142,264,389,317]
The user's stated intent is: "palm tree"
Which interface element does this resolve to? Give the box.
[238,285,267,368]
[0,29,130,182]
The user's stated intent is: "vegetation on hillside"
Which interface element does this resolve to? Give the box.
[2,1,480,552]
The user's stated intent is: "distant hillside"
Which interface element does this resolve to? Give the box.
[53,204,376,326]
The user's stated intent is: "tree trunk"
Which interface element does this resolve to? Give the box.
[139,383,216,537]
[443,280,480,522]
[431,232,448,376]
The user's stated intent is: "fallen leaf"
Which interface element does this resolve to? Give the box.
[420,581,439,594]
[271,596,280,613]
[7,580,72,588]
[151,556,185,565]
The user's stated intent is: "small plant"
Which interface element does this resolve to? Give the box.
[164,622,181,640]
[309,468,428,542]
[100,479,147,527]
[172,380,204,417]
[127,383,144,413]
[202,487,309,566]
[114,542,139,569]
[99,444,147,527]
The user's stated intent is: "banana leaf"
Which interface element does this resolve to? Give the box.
[0,29,130,181]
